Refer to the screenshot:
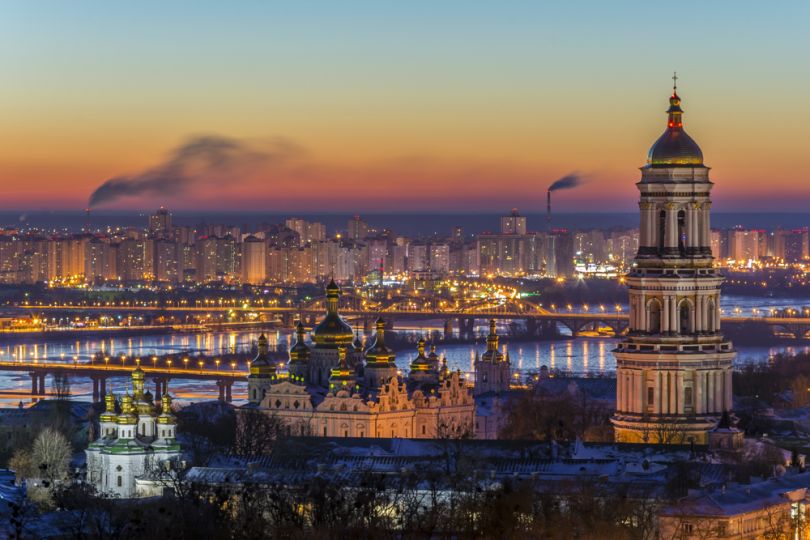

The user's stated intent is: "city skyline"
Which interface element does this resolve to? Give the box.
[2,1,809,212]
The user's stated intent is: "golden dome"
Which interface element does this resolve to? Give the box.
[409,337,432,372]
[481,319,504,363]
[100,391,117,423]
[116,394,138,425]
[250,333,277,377]
[365,317,396,366]
[311,279,354,347]
[646,90,704,167]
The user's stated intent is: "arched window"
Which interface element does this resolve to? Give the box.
[679,301,692,335]
[648,299,662,334]
[706,299,717,332]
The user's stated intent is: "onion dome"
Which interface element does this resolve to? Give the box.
[100,390,118,423]
[289,323,310,363]
[365,317,396,366]
[117,394,138,425]
[311,279,354,348]
[250,333,277,378]
[427,343,440,370]
[131,366,146,399]
[158,394,176,425]
[646,81,704,167]
[481,319,504,363]
[131,366,156,415]
[439,356,449,381]
[409,337,432,372]
[328,347,357,394]
[288,321,310,385]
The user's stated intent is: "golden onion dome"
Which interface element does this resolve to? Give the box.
[311,279,354,347]
[646,88,704,167]
[100,391,118,423]
[328,347,357,392]
[250,333,277,377]
[158,393,176,424]
[117,394,138,425]
[481,319,504,363]
[409,337,432,372]
[365,317,396,366]
[288,322,311,364]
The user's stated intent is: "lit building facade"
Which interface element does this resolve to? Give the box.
[86,368,181,498]
[612,83,736,444]
[244,280,508,439]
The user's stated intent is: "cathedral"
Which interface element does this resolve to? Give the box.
[246,279,511,439]
[85,367,181,498]
[611,80,736,444]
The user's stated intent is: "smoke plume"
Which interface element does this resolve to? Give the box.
[547,173,584,192]
[88,135,301,208]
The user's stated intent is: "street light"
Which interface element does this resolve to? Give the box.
[183,357,189,370]
[215,359,220,370]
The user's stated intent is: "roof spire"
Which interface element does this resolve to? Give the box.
[672,71,678,94]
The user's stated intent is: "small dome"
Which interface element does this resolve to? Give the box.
[365,317,396,365]
[311,281,354,347]
[646,92,704,167]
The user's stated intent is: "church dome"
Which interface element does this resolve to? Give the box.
[311,279,354,347]
[646,90,704,167]
[365,317,396,365]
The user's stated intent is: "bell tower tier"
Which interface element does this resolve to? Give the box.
[611,82,736,445]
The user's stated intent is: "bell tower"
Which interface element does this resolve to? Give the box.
[611,79,736,444]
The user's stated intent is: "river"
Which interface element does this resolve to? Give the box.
[2,294,810,407]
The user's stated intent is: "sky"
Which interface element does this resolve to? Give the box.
[0,1,808,213]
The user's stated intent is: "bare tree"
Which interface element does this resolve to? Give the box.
[233,408,287,457]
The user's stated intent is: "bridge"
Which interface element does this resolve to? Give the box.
[11,302,810,340]
[0,359,249,403]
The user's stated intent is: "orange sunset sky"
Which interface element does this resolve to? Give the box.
[0,1,808,212]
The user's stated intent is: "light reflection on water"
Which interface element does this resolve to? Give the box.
[2,304,810,406]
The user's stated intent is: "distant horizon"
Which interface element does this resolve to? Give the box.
[6,210,810,238]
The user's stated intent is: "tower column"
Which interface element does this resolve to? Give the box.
[670,295,678,334]
[654,372,661,414]
[667,373,675,414]
[662,296,670,333]
[708,370,716,412]
[701,202,712,251]
[634,371,642,412]
[675,371,684,414]
[695,371,703,414]
[665,203,679,251]
[716,371,724,412]
[725,369,733,411]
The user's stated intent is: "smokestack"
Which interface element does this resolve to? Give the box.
[547,190,552,233]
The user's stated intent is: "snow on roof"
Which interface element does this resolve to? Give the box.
[664,472,810,517]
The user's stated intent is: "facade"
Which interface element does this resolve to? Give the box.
[86,368,181,498]
[612,84,736,444]
[245,280,507,439]
[660,472,810,539]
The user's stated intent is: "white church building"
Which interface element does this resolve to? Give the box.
[85,367,182,498]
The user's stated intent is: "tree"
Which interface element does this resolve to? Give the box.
[232,408,287,458]
[31,427,72,483]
